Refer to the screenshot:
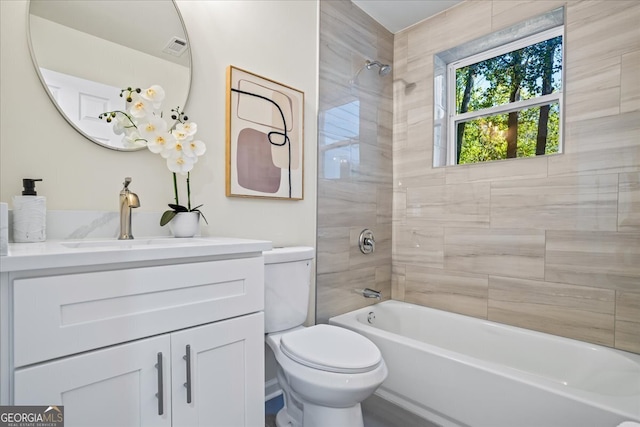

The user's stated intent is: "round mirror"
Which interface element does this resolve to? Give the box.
[27,0,192,151]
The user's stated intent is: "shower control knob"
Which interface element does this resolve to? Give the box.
[359,229,375,254]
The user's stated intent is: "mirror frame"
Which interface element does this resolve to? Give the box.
[26,0,192,152]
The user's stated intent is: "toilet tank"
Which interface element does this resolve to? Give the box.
[264,247,315,333]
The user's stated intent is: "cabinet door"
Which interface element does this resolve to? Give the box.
[14,335,171,427]
[171,312,264,427]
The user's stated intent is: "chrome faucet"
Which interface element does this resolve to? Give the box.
[356,288,381,300]
[118,177,140,240]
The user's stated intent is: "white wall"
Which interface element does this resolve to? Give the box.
[0,0,318,248]
[1,0,319,392]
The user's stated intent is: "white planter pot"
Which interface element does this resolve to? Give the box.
[168,212,200,238]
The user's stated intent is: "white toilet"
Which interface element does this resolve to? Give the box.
[264,247,388,427]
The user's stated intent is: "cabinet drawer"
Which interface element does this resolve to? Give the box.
[13,257,263,367]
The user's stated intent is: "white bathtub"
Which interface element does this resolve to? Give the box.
[329,300,640,427]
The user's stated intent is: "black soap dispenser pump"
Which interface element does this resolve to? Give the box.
[22,178,42,196]
[12,178,46,242]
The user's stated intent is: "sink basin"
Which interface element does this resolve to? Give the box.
[61,238,208,249]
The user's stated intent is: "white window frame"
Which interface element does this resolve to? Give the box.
[445,26,564,166]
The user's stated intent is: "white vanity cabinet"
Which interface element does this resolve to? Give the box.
[0,237,271,427]
[14,313,263,427]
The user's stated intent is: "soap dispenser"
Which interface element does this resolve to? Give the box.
[12,178,46,242]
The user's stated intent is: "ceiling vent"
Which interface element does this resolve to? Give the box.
[163,36,188,57]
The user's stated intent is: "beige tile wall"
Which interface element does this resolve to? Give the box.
[393,0,640,353]
[317,0,394,323]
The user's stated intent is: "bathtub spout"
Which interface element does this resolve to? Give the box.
[356,288,381,300]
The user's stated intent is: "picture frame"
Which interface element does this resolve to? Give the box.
[226,66,304,200]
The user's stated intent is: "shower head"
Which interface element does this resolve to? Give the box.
[350,59,392,85]
[365,60,392,76]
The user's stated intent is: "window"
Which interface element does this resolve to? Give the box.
[433,8,565,167]
[450,29,563,165]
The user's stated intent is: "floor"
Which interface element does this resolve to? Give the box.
[265,393,439,427]
[362,394,439,427]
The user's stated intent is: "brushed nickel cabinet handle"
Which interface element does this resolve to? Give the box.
[183,344,192,404]
[155,352,164,415]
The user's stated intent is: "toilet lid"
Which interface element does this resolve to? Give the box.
[280,324,382,374]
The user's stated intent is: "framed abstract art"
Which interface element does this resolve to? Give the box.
[226,66,304,199]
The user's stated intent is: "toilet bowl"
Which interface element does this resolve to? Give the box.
[264,247,387,427]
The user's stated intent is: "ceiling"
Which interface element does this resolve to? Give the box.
[351,0,464,33]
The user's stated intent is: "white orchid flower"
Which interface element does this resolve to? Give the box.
[113,113,138,136]
[183,139,206,158]
[166,153,195,175]
[139,115,168,142]
[162,136,190,159]
[147,130,176,154]
[112,114,131,135]
[175,122,198,137]
[171,127,194,142]
[129,93,154,119]
[140,85,165,108]
[122,129,144,146]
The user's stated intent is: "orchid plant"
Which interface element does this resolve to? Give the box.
[99,85,207,226]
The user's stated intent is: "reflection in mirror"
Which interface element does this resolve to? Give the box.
[28,0,191,151]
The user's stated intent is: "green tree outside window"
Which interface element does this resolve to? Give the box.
[452,33,563,165]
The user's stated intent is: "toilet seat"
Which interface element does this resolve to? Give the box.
[280,324,382,374]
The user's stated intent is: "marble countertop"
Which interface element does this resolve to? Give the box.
[0,237,272,272]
